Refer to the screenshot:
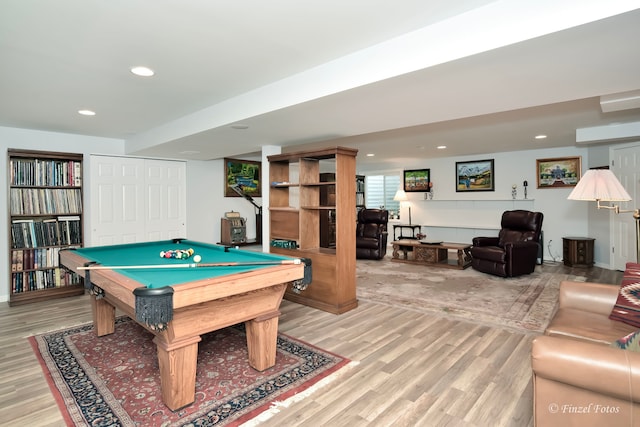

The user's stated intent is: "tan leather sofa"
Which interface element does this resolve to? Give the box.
[531,274,640,426]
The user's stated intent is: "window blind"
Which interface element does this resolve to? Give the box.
[365,174,400,216]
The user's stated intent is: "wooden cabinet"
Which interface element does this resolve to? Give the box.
[7,149,85,305]
[268,147,357,314]
[563,237,595,268]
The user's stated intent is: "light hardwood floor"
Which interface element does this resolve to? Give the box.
[0,262,622,427]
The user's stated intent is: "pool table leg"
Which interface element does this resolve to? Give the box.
[91,296,115,336]
[245,311,280,371]
[153,335,201,412]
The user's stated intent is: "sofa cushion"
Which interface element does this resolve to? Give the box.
[609,263,640,327]
[498,229,534,246]
[612,330,640,352]
[357,237,379,249]
[470,246,506,263]
[360,223,383,239]
[547,307,637,345]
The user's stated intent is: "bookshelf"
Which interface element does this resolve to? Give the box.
[320,173,366,248]
[7,149,85,306]
[268,147,358,314]
[356,174,365,210]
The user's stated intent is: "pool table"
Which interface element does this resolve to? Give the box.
[59,238,310,411]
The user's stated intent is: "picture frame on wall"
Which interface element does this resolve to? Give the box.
[403,168,430,192]
[536,156,582,188]
[455,159,495,192]
[224,158,261,197]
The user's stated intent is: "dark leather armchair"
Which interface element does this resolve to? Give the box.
[471,210,543,277]
[356,209,389,260]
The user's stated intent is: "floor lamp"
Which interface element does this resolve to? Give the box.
[393,189,411,225]
[231,184,263,244]
[567,169,640,263]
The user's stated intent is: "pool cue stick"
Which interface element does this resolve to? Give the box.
[76,259,303,271]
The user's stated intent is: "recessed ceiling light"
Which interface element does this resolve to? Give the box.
[130,66,155,77]
[78,109,96,116]
[179,150,200,155]
[437,145,447,149]
[366,153,375,157]
[535,134,547,139]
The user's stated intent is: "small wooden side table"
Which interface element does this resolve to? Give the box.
[562,237,595,268]
[392,224,422,240]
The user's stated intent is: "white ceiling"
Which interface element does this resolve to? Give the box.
[1,1,640,171]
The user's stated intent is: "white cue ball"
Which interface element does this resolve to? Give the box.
[193,254,202,263]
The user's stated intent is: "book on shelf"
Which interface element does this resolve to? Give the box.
[9,188,83,215]
[10,267,77,293]
[58,216,81,245]
[10,158,82,187]
[11,217,80,249]
[11,219,34,248]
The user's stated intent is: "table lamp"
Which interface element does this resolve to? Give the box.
[567,169,640,262]
[393,188,411,225]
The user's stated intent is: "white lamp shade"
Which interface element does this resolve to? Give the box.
[567,169,632,201]
[393,189,408,202]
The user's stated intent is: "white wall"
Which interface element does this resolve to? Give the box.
[359,146,598,265]
[186,158,263,245]
[1,126,126,302]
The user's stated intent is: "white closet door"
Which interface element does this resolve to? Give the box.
[611,144,640,270]
[144,159,186,241]
[90,156,145,245]
[90,156,186,246]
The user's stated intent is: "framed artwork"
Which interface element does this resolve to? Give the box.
[455,159,495,192]
[536,156,582,188]
[403,168,430,192]
[224,158,261,197]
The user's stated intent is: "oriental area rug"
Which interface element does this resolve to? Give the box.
[29,317,352,426]
[356,258,587,333]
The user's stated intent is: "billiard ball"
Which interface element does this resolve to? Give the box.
[193,254,202,263]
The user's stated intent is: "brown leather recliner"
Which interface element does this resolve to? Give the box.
[356,209,389,260]
[470,209,543,277]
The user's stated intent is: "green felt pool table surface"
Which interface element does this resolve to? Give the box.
[71,239,294,288]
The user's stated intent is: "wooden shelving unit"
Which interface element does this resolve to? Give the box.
[268,147,357,314]
[7,149,85,306]
[319,173,366,248]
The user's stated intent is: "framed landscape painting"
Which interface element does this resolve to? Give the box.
[403,168,430,192]
[224,158,261,197]
[536,156,582,188]
[455,159,494,192]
